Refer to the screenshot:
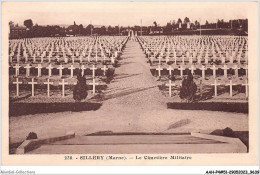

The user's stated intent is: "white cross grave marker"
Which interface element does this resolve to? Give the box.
[210,65,218,79]
[44,78,53,97]
[68,64,75,78]
[178,65,185,77]
[167,66,174,75]
[47,64,53,77]
[13,78,22,96]
[225,80,236,97]
[89,78,99,95]
[57,64,64,77]
[233,64,239,78]
[211,79,220,97]
[221,57,225,64]
[71,55,75,64]
[189,57,193,64]
[101,65,108,76]
[81,64,86,76]
[223,64,228,78]
[90,64,97,78]
[189,65,196,75]
[25,64,32,77]
[14,64,21,76]
[36,64,42,77]
[166,80,176,97]
[28,78,37,97]
[156,65,163,77]
[111,56,115,65]
[200,65,206,79]
[59,79,68,97]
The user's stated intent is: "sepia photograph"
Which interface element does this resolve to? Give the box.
[1,1,258,167]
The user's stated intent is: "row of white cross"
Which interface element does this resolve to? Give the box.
[12,77,99,97]
[144,45,247,58]
[10,53,117,65]
[139,36,248,54]
[12,64,109,77]
[148,53,246,65]
[155,64,248,79]
[9,36,128,65]
[165,79,249,98]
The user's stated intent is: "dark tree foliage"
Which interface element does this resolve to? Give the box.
[73,73,88,102]
[24,19,33,29]
[105,68,115,78]
[180,72,197,102]
[26,132,37,140]
[105,68,115,84]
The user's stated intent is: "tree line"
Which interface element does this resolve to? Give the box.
[9,17,248,38]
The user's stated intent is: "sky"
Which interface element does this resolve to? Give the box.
[3,1,248,27]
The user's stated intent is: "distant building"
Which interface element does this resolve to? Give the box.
[149,27,163,35]
[9,26,27,39]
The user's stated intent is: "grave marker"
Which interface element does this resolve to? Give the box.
[57,64,64,77]
[90,64,97,78]
[14,64,21,76]
[167,66,174,76]
[44,78,53,97]
[59,79,68,97]
[68,64,76,78]
[28,78,38,97]
[47,64,53,77]
[200,65,206,79]
[225,80,236,97]
[210,65,218,78]
[178,65,185,77]
[101,65,108,76]
[89,78,99,95]
[13,78,22,96]
[211,79,220,97]
[223,64,228,78]
[36,64,42,77]
[166,80,175,97]
[156,65,163,77]
[233,64,239,78]
[189,65,196,75]
[25,64,32,77]
[81,64,86,76]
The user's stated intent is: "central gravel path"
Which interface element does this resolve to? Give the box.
[101,40,167,109]
[9,39,248,144]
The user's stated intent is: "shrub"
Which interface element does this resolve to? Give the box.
[179,72,197,102]
[26,132,37,140]
[73,73,88,102]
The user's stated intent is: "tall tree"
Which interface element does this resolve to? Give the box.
[86,24,94,35]
[24,19,33,29]
[9,21,14,27]
[194,20,199,26]
[184,17,190,24]
[100,26,106,35]
[153,21,157,27]
[177,18,182,24]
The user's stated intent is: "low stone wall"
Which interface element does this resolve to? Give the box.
[167,102,248,113]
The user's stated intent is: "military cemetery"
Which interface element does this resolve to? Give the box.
[5,2,252,156]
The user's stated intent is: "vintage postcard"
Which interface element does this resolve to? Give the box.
[1,1,259,166]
